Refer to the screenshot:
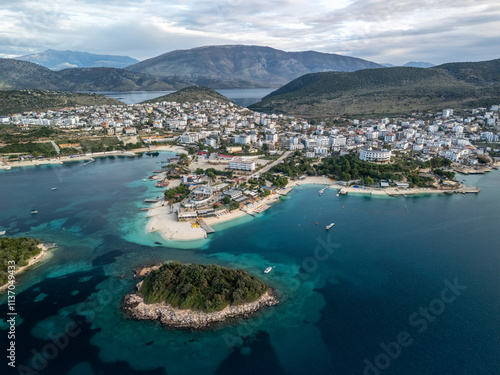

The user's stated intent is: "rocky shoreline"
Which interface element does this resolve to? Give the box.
[122,265,279,329]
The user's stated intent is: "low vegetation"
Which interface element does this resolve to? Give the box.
[0,237,41,285]
[142,86,232,104]
[249,59,500,117]
[0,89,123,116]
[164,184,190,202]
[141,262,268,312]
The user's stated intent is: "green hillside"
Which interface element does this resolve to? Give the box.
[249,59,500,117]
[142,86,233,104]
[0,90,123,116]
[0,58,185,91]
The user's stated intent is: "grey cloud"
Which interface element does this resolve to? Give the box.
[0,0,499,64]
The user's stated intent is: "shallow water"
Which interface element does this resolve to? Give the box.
[1,156,499,375]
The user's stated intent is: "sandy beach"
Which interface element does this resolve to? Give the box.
[145,174,478,243]
[0,243,55,293]
[145,190,284,242]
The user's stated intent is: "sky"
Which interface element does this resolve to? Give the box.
[1,0,499,65]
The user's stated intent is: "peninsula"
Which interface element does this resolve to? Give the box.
[0,237,55,293]
[122,262,279,328]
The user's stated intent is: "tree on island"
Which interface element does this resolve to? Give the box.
[140,262,269,312]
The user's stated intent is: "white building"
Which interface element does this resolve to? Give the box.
[234,135,251,144]
[359,149,392,163]
[228,158,256,171]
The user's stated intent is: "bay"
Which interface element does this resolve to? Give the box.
[93,88,275,107]
[0,156,499,375]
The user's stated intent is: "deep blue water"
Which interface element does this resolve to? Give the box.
[93,88,275,106]
[1,155,499,375]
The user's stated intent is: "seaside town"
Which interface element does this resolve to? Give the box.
[1,96,499,241]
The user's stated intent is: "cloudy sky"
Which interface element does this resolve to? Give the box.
[1,0,499,65]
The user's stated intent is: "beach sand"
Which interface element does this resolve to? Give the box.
[145,175,475,243]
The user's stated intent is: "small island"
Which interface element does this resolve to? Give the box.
[122,262,278,329]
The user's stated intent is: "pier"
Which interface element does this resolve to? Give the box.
[456,186,480,194]
[198,219,215,234]
[276,187,293,196]
[82,158,95,166]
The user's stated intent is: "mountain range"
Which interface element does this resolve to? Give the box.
[0,58,181,91]
[16,50,139,70]
[125,45,384,88]
[249,58,500,117]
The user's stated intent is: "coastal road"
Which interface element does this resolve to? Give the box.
[250,150,292,179]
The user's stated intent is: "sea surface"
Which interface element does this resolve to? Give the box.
[1,155,499,375]
[93,88,275,107]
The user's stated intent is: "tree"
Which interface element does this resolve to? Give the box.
[364,176,374,185]
[221,196,231,205]
[188,147,196,155]
[230,201,240,211]
[340,172,351,182]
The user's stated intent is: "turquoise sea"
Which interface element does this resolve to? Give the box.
[1,154,499,375]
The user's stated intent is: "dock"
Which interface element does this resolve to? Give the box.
[198,219,215,234]
[456,186,480,194]
[276,187,293,196]
[144,199,160,203]
[82,158,95,166]
[253,204,270,213]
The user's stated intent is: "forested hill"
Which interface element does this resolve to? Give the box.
[249,58,500,117]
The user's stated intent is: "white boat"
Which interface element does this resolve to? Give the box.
[0,231,6,236]
[30,209,38,214]
[143,179,147,182]
[51,187,58,190]
[326,223,335,230]
[264,266,272,274]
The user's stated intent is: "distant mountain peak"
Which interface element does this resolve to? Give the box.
[126,44,384,89]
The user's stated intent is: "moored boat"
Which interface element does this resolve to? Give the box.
[326,223,335,230]
[264,266,272,274]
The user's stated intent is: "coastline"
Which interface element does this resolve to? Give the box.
[145,189,285,242]
[0,243,56,293]
[0,145,186,170]
[122,288,279,329]
[145,174,481,243]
